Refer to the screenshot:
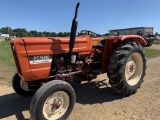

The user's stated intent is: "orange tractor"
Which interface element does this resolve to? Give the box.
[10,2,147,120]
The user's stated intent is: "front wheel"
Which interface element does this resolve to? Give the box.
[107,42,147,95]
[30,80,76,120]
[12,72,35,96]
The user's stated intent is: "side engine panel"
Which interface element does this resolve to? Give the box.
[11,38,53,81]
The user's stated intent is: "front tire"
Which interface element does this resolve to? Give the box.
[12,72,35,96]
[30,80,76,120]
[107,42,147,95]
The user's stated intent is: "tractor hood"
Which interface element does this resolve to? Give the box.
[10,34,92,81]
[22,35,89,44]
[11,34,93,56]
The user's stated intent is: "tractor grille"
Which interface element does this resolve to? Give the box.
[11,43,22,75]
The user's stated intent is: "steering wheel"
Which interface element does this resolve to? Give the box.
[80,30,100,38]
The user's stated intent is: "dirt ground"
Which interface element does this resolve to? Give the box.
[0,45,160,120]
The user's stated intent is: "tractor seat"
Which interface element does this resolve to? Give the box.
[93,40,105,50]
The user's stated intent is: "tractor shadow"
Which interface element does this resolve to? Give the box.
[70,79,127,104]
[0,93,31,120]
[0,79,127,120]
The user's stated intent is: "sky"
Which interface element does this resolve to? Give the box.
[0,0,160,34]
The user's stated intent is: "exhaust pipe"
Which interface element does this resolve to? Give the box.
[69,2,80,63]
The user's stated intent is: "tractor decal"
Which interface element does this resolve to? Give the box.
[29,55,52,64]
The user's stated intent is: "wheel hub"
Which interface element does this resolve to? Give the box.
[20,80,29,91]
[125,52,143,86]
[51,99,62,110]
[45,97,63,115]
[43,91,70,119]
[127,61,136,76]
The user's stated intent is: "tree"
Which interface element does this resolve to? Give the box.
[50,32,57,37]
[58,32,64,37]
[38,32,43,37]
[155,32,159,36]
[0,27,11,34]
[43,31,51,37]
[30,30,38,37]
[102,33,109,36]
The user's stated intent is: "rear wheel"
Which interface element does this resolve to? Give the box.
[30,80,76,120]
[146,40,153,47]
[154,39,159,44]
[107,42,147,95]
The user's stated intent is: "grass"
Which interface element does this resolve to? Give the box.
[144,48,160,58]
[101,36,108,39]
[0,41,16,86]
[0,41,15,66]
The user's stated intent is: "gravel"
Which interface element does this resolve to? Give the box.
[0,53,160,120]
[147,44,160,50]
[68,56,160,120]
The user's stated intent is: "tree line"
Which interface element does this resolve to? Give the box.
[155,32,160,36]
[1,26,159,38]
[0,27,110,38]
[0,27,71,37]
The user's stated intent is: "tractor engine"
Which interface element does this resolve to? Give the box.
[50,49,103,81]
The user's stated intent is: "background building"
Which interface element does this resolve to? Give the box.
[0,33,9,40]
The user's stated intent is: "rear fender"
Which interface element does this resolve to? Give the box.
[120,35,147,45]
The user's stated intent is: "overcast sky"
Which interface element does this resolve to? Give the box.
[0,0,159,34]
